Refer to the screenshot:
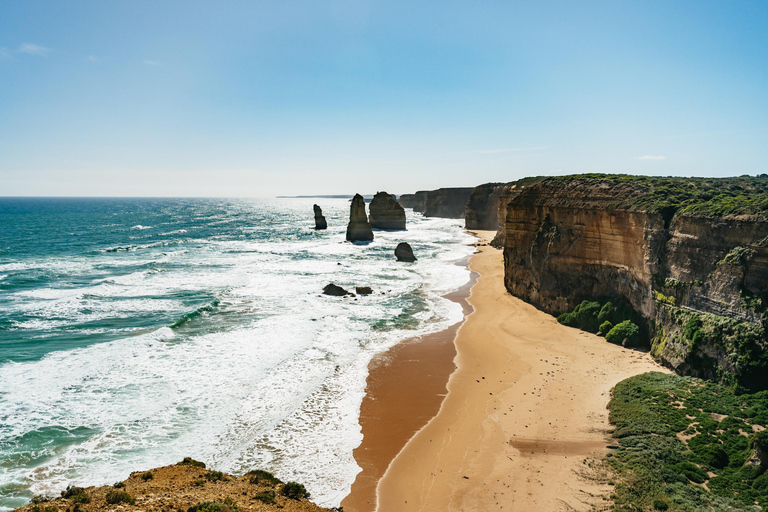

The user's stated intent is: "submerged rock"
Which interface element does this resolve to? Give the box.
[395,242,417,262]
[323,283,349,296]
[313,204,327,230]
[369,191,406,230]
[356,286,373,295]
[346,193,374,242]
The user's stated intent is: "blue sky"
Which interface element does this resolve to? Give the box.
[1,1,767,197]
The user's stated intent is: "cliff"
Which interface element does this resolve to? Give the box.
[313,204,327,230]
[412,191,429,213]
[498,175,768,390]
[464,183,507,230]
[346,193,373,242]
[398,194,415,209]
[369,191,406,230]
[423,188,474,218]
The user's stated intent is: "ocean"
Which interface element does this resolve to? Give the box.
[0,197,474,510]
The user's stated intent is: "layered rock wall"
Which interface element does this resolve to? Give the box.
[369,191,406,230]
[499,177,768,389]
[398,194,415,209]
[424,188,473,218]
[413,191,429,213]
[464,183,507,230]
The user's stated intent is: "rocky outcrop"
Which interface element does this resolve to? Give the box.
[412,191,429,213]
[369,191,406,230]
[499,175,768,390]
[424,188,474,218]
[323,283,349,296]
[313,204,327,230]
[465,183,507,230]
[346,193,374,242]
[395,242,417,262]
[356,286,373,295]
[12,459,331,512]
[398,194,416,208]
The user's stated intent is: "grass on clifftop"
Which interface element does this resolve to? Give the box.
[607,372,768,511]
[544,174,768,219]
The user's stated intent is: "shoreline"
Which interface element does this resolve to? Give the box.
[372,235,669,511]
[340,231,487,512]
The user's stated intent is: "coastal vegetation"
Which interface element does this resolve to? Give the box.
[547,174,768,219]
[557,298,645,347]
[606,372,768,511]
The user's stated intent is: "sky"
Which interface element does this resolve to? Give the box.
[1,1,767,197]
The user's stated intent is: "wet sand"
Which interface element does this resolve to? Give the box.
[340,243,479,512]
[373,237,668,511]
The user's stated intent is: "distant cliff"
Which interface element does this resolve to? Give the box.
[398,193,415,209]
[495,175,768,390]
[399,188,474,220]
[464,183,507,230]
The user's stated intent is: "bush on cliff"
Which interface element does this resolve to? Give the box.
[606,321,641,346]
[188,501,239,512]
[105,490,135,505]
[599,321,613,334]
[281,481,310,500]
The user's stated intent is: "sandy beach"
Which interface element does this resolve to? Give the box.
[341,254,477,512]
[359,232,668,511]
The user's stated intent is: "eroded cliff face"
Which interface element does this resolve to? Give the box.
[499,177,768,389]
[398,193,415,209]
[369,191,406,230]
[464,183,507,230]
[413,191,429,213]
[424,188,473,218]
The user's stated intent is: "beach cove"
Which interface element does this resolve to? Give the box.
[345,231,668,512]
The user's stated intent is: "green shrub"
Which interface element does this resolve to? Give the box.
[652,499,669,511]
[599,321,613,334]
[204,470,226,482]
[140,471,154,481]
[556,311,577,327]
[179,457,206,468]
[606,321,640,346]
[281,482,310,500]
[105,490,135,505]
[187,501,239,512]
[684,316,703,340]
[61,486,90,504]
[598,301,615,324]
[247,469,282,486]
[254,489,276,504]
[112,481,125,489]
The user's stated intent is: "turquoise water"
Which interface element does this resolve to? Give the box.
[0,197,473,510]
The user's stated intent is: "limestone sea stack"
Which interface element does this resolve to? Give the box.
[369,191,406,230]
[313,204,327,230]
[395,242,417,262]
[346,193,374,242]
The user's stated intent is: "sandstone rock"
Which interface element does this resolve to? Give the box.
[346,194,374,242]
[395,242,417,262]
[398,194,416,208]
[499,175,768,389]
[424,188,474,218]
[412,191,429,213]
[323,283,349,296]
[369,191,406,230]
[465,182,508,230]
[356,286,373,295]
[313,204,327,230]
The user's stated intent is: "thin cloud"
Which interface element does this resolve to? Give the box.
[88,55,99,62]
[18,43,50,56]
[143,59,161,66]
[637,155,667,160]
[475,146,548,154]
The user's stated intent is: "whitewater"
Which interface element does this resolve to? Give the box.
[0,197,474,510]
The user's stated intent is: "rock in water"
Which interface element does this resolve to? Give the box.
[346,193,374,242]
[369,191,406,230]
[313,204,327,230]
[356,286,373,295]
[323,283,349,296]
[395,242,417,262]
